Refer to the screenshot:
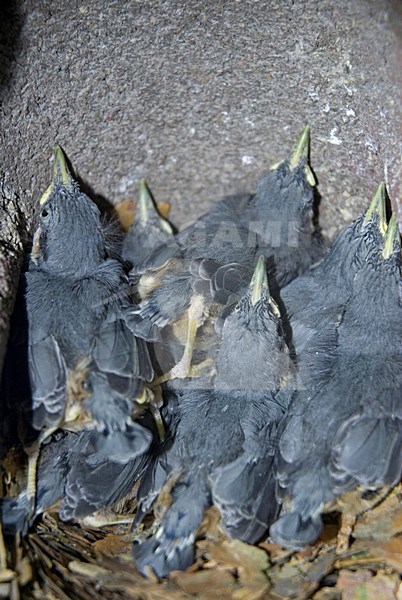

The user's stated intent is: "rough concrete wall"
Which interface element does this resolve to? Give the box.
[0,0,401,370]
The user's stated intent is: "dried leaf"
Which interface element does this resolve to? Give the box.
[204,538,269,589]
[92,533,132,556]
[270,550,336,600]
[346,537,402,574]
[353,486,402,541]
[157,201,171,219]
[112,199,135,231]
[258,541,295,564]
[197,506,226,542]
[312,587,341,600]
[170,568,236,598]
[336,569,399,600]
[112,199,171,232]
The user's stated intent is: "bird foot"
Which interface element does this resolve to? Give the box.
[187,357,214,378]
[25,444,43,519]
[150,404,166,441]
[336,512,356,553]
[153,357,213,385]
[80,510,136,528]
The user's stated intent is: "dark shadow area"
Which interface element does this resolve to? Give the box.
[0,273,33,458]
[0,0,25,99]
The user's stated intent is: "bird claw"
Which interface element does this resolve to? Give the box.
[153,357,213,385]
[187,358,214,379]
[336,512,356,553]
[150,403,166,442]
[80,509,136,528]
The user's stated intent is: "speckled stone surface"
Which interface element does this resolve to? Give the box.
[0,0,401,366]
[1,0,401,233]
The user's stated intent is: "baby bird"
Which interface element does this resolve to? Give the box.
[270,193,402,549]
[133,257,295,578]
[24,147,153,510]
[122,179,174,271]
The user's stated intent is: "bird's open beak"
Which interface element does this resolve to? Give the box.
[289,124,310,169]
[250,256,267,305]
[269,125,315,186]
[138,179,173,234]
[40,146,72,205]
[382,214,400,260]
[250,256,281,317]
[279,124,315,187]
[363,182,387,237]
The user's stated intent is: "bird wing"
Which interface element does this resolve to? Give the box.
[28,334,67,430]
[210,394,283,543]
[211,447,278,543]
[92,302,154,399]
[190,259,250,305]
[133,472,210,578]
[60,429,149,521]
[331,410,402,491]
[133,236,180,275]
[270,389,337,549]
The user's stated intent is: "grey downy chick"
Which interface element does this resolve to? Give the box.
[25,148,154,506]
[133,256,295,578]
[122,179,175,271]
[281,182,388,388]
[270,206,402,549]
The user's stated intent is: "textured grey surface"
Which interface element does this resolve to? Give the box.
[0,0,401,368]
[1,0,401,232]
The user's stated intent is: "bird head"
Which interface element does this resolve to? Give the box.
[33,147,106,276]
[323,182,390,295]
[343,210,401,350]
[216,256,289,391]
[360,210,401,288]
[251,125,317,241]
[122,179,174,267]
[135,179,173,234]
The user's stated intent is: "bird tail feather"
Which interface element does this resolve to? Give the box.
[332,414,402,488]
[211,453,279,544]
[269,510,323,549]
[133,474,209,578]
[0,493,30,536]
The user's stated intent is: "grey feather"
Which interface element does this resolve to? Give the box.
[270,204,402,548]
[133,258,294,576]
[136,139,320,338]
[28,335,67,430]
[26,176,153,437]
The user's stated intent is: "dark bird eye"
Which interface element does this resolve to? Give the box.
[41,207,49,219]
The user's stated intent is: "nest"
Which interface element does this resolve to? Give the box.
[1,488,402,599]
